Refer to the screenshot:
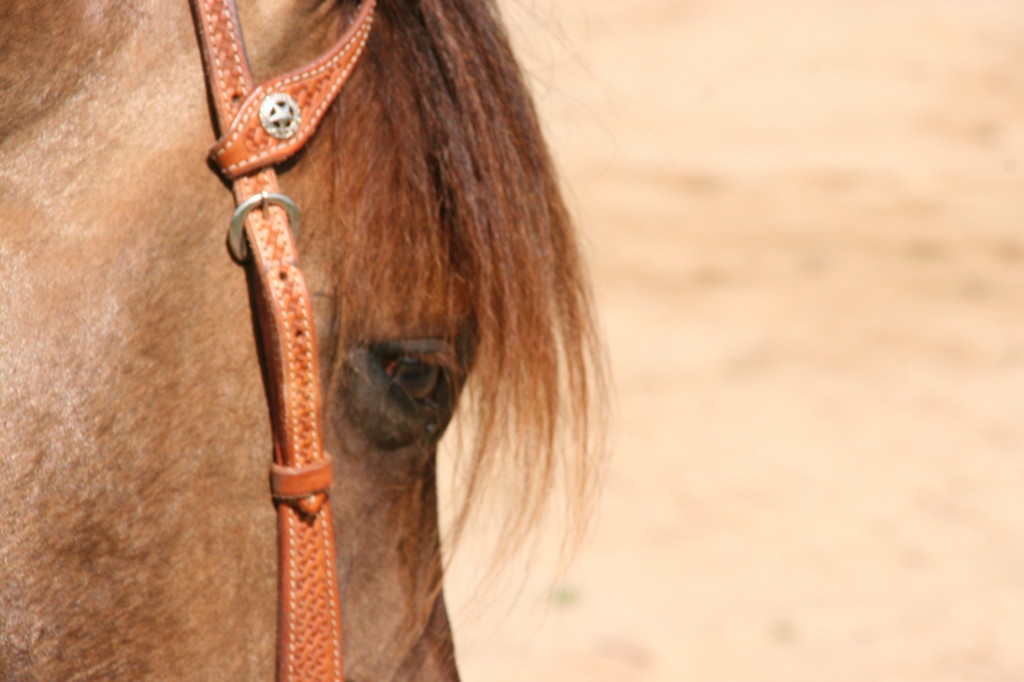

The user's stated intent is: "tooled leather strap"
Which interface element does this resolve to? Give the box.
[190,1,376,680]
[210,2,374,178]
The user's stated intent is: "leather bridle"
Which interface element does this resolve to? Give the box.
[190,1,376,679]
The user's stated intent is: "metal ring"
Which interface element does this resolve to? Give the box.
[229,191,302,262]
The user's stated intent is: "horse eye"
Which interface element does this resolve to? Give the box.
[343,340,464,450]
[383,356,441,403]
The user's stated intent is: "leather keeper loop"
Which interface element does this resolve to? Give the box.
[270,456,333,500]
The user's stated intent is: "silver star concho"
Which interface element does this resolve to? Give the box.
[259,93,302,140]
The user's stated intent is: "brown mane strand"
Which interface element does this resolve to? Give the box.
[323,0,603,554]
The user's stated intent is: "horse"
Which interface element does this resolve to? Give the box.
[0,0,599,679]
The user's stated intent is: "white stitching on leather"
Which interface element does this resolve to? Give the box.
[220,0,246,108]
[286,510,297,679]
[215,16,372,162]
[202,2,229,103]
[213,11,374,170]
[319,506,343,680]
[297,283,319,460]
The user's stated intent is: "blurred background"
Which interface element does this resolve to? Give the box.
[444,1,1024,680]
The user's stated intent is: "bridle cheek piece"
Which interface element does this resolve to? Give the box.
[190,1,377,680]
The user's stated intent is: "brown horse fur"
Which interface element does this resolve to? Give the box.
[0,0,600,679]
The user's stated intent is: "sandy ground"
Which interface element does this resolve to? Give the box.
[443,1,1024,680]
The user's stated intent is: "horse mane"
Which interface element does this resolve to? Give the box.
[319,0,603,553]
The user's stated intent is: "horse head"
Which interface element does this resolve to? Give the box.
[0,0,599,679]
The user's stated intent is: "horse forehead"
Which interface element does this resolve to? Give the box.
[234,0,345,76]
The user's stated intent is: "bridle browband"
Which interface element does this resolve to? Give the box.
[189,1,377,680]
